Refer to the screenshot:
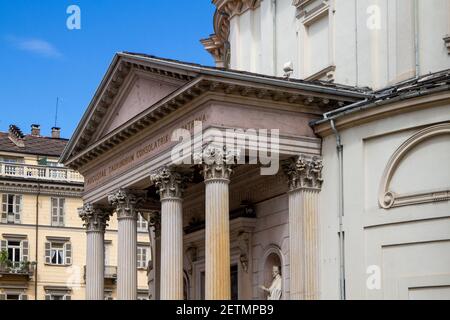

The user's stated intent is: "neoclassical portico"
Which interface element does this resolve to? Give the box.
[61,53,365,300]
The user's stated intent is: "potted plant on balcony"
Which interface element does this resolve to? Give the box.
[0,251,13,273]
[0,250,8,272]
[20,261,31,273]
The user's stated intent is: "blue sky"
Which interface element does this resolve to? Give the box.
[0,0,215,138]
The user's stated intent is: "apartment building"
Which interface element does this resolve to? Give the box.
[0,124,150,300]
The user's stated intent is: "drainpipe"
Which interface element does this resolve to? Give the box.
[330,119,346,300]
[414,0,420,77]
[34,183,40,300]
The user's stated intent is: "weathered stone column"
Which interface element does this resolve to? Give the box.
[108,189,143,300]
[150,168,187,300]
[197,146,235,300]
[79,204,112,300]
[284,156,323,300]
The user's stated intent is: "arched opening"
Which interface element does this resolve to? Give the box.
[261,250,283,300]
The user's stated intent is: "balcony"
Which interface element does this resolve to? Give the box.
[0,261,35,280]
[0,162,84,184]
[83,265,118,284]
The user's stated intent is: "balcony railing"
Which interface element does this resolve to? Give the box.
[0,261,35,278]
[0,162,84,184]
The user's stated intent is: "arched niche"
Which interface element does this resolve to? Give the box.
[259,244,285,300]
[379,123,450,209]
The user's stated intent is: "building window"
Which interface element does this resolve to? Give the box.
[51,198,65,226]
[0,238,29,268]
[0,292,27,300]
[44,287,71,300]
[104,243,111,266]
[1,194,22,224]
[137,214,148,232]
[45,241,72,266]
[45,293,71,300]
[137,246,149,269]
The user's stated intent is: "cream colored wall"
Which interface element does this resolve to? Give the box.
[0,152,151,300]
[319,101,450,299]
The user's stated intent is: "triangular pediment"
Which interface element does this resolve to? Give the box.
[95,72,184,141]
[61,52,367,169]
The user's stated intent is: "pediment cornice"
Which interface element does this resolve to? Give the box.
[61,53,368,172]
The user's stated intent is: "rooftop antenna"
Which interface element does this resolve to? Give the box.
[54,97,60,127]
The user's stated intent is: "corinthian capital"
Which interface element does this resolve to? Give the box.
[194,145,237,181]
[150,167,188,200]
[78,203,113,232]
[108,189,144,219]
[283,155,323,191]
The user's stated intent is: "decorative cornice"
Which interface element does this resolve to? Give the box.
[108,188,144,219]
[78,203,113,232]
[202,0,261,65]
[63,54,363,171]
[200,34,227,68]
[0,180,83,198]
[283,155,323,191]
[150,167,190,200]
[194,145,237,182]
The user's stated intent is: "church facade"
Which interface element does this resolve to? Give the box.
[61,0,450,300]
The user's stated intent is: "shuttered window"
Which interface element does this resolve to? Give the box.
[1,239,29,267]
[137,246,149,269]
[1,194,22,224]
[45,241,72,266]
[51,198,65,227]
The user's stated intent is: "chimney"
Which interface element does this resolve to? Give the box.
[51,127,61,139]
[31,124,41,136]
[8,125,25,147]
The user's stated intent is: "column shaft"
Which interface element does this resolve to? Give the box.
[289,189,320,300]
[79,204,111,301]
[160,198,183,300]
[86,231,104,300]
[117,217,137,300]
[205,179,231,300]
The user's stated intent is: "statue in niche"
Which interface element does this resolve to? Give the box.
[259,266,282,300]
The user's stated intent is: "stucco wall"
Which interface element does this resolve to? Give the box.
[319,101,450,299]
[227,0,450,89]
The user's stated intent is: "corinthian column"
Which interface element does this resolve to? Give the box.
[196,146,236,300]
[284,155,323,300]
[108,189,143,300]
[79,204,112,300]
[150,168,187,300]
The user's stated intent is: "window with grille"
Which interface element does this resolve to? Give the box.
[1,194,22,224]
[51,198,65,226]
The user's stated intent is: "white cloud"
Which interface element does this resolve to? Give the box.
[6,35,62,58]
